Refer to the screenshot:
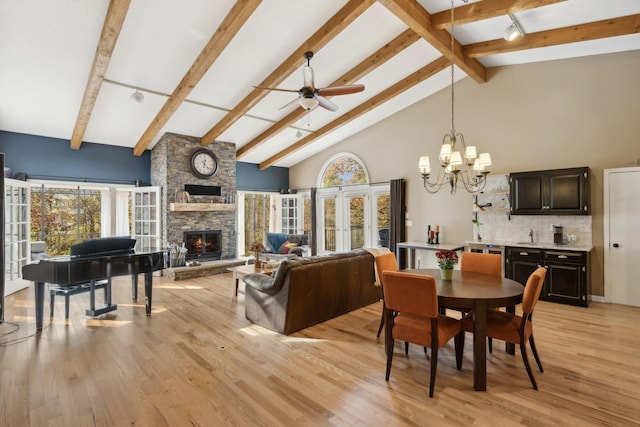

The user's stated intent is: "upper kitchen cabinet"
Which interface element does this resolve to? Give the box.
[509,167,590,215]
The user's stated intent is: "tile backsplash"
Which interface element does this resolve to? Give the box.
[474,213,592,246]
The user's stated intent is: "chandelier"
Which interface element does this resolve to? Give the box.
[418,0,491,195]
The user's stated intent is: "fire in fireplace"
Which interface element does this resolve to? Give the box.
[184,230,222,260]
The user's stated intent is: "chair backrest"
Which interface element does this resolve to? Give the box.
[522,267,547,314]
[375,252,398,285]
[382,271,438,318]
[460,252,502,277]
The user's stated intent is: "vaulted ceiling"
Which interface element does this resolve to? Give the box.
[1,0,639,169]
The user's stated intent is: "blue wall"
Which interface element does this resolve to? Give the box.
[236,161,288,192]
[0,130,288,190]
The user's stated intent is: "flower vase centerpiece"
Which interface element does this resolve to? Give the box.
[250,241,265,270]
[435,249,458,280]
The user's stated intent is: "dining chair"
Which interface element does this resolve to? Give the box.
[460,251,502,352]
[460,252,502,277]
[374,252,398,338]
[462,266,547,390]
[382,271,464,398]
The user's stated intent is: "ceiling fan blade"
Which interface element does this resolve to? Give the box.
[316,96,338,112]
[317,84,365,97]
[279,97,301,111]
[303,66,314,89]
[253,85,299,93]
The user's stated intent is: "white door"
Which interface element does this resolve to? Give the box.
[604,167,640,306]
[342,186,370,251]
[131,186,162,251]
[316,189,339,254]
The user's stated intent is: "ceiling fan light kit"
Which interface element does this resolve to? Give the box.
[419,0,491,195]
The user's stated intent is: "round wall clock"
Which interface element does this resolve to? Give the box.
[189,148,219,179]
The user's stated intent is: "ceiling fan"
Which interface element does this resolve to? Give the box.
[255,51,364,112]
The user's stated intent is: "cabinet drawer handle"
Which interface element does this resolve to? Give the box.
[558,255,567,259]
[520,252,529,256]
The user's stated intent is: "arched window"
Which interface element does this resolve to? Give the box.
[318,153,369,188]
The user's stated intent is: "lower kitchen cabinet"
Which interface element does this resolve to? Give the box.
[505,246,590,307]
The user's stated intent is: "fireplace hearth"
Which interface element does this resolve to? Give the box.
[184,230,222,260]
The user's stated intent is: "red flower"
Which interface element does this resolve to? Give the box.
[250,241,265,252]
[435,250,458,269]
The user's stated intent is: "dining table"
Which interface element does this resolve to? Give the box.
[407,268,524,391]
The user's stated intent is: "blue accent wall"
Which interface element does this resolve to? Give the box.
[0,131,150,184]
[236,161,288,192]
[0,130,289,190]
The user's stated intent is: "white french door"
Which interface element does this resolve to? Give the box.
[342,185,370,251]
[316,189,339,254]
[131,186,161,251]
[316,185,389,254]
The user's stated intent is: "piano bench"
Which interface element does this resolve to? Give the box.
[49,280,108,319]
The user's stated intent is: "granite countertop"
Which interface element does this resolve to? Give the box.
[466,240,593,252]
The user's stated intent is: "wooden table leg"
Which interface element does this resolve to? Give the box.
[472,301,488,391]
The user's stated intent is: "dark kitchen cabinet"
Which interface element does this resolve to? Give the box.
[505,247,544,286]
[505,246,590,307]
[509,167,590,215]
[544,250,590,307]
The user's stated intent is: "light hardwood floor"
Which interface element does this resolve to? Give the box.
[1,273,639,427]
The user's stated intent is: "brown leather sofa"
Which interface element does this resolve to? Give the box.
[242,249,382,335]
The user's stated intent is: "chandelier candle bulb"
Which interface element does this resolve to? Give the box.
[419,156,431,175]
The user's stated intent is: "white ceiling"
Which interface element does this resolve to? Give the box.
[1,0,639,168]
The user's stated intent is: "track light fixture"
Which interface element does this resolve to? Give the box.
[504,14,524,41]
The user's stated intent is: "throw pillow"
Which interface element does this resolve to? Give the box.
[278,240,291,254]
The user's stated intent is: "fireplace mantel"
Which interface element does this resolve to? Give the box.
[169,203,236,212]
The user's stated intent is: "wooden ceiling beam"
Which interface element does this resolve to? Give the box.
[70,0,131,150]
[258,56,450,170]
[463,14,640,58]
[236,28,420,159]
[377,0,486,84]
[200,0,377,146]
[132,0,261,155]
[431,0,567,29]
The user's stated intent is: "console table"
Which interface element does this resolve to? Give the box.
[395,242,465,269]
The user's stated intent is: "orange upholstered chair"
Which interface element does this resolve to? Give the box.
[460,252,502,277]
[462,266,547,390]
[374,252,398,338]
[382,271,464,397]
[460,252,503,351]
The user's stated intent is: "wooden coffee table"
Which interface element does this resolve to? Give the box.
[227,264,277,296]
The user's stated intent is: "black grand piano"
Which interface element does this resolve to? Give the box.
[22,237,166,330]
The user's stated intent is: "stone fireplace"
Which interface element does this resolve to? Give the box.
[150,133,236,260]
